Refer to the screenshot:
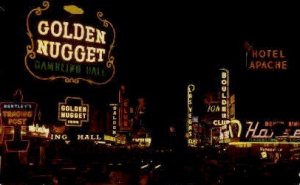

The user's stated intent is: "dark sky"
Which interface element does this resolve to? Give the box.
[0,1,299,141]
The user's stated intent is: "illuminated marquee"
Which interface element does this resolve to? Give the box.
[244,41,288,70]
[25,1,116,85]
[58,97,89,127]
[186,84,196,146]
[0,90,38,152]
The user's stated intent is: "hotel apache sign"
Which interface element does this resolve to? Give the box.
[0,90,38,152]
[25,1,116,85]
[58,97,89,127]
[244,41,288,71]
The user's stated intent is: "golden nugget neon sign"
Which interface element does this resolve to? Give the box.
[58,97,89,127]
[25,1,116,85]
[36,20,106,63]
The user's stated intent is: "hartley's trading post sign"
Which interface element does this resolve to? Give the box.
[25,1,116,85]
[0,90,38,152]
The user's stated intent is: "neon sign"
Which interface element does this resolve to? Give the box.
[244,41,288,71]
[25,1,116,85]
[186,84,196,146]
[50,134,103,141]
[28,124,50,138]
[207,104,220,113]
[58,97,89,127]
[0,90,38,152]
[244,121,300,142]
[212,68,229,126]
[132,137,152,147]
[109,103,118,136]
[119,85,131,131]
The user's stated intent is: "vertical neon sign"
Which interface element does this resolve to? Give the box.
[118,85,131,131]
[220,68,229,120]
[219,68,230,142]
[109,103,118,136]
[187,84,196,147]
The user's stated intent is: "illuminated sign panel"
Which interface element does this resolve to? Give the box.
[50,134,68,140]
[229,94,235,120]
[186,84,196,146]
[202,92,222,122]
[132,137,152,147]
[28,124,50,138]
[0,90,38,152]
[244,41,288,70]
[109,103,118,136]
[50,133,103,141]
[220,68,229,120]
[243,121,300,142]
[119,86,131,131]
[212,68,229,126]
[207,104,220,113]
[58,97,89,127]
[25,1,116,85]
[0,103,37,126]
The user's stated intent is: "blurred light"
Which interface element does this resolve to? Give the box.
[261,151,268,159]
[154,164,161,169]
[63,167,76,170]
[140,164,149,169]
[94,141,106,145]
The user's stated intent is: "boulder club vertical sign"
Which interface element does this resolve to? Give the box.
[25,1,116,85]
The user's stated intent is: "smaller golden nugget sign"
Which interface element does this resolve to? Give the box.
[58,97,89,127]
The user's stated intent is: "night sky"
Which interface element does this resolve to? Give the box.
[0,1,299,143]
